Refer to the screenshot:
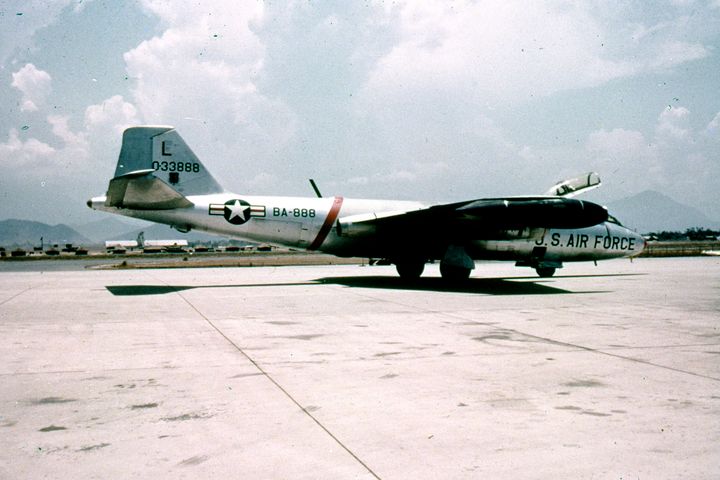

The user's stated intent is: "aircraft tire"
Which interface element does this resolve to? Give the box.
[396,261,425,279]
[440,263,471,282]
[536,267,556,278]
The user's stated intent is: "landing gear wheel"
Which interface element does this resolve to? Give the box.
[535,267,556,278]
[440,263,472,282]
[396,261,425,280]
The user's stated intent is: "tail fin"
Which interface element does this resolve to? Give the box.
[106,126,224,209]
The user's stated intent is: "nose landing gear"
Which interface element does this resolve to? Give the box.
[535,266,557,278]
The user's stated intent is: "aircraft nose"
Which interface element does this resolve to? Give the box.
[637,232,647,255]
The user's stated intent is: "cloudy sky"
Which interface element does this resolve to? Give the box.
[1,0,719,226]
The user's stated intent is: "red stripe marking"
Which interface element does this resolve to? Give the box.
[308,196,343,251]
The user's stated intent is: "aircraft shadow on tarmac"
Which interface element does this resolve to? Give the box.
[314,276,611,295]
[105,283,310,296]
[105,273,641,297]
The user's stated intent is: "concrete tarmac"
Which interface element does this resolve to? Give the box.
[0,257,718,479]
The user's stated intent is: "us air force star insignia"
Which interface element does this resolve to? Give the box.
[209,199,266,225]
[225,199,251,225]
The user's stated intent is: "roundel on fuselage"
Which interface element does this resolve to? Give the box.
[223,199,252,225]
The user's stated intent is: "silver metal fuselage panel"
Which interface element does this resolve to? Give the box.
[90,193,644,262]
[92,194,425,254]
[475,222,644,261]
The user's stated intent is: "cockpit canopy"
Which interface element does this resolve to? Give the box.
[607,214,624,226]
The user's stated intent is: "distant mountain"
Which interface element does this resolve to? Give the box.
[0,219,91,248]
[607,190,719,233]
[72,217,144,243]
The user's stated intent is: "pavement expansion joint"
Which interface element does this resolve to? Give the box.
[0,285,37,307]
[159,277,383,480]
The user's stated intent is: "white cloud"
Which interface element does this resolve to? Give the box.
[0,116,88,177]
[126,0,266,123]
[656,106,691,141]
[84,95,140,135]
[587,128,650,158]
[342,1,717,203]
[0,128,56,169]
[11,64,52,112]
[48,115,84,147]
[122,1,298,191]
[243,171,280,192]
[77,95,145,175]
[346,176,369,186]
[383,169,416,182]
[706,111,720,133]
[360,1,708,109]
[585,128,660,190]
[647,40,707,70]
[582,107,720,212]
[0,93,141,179]
[0,1,73,65]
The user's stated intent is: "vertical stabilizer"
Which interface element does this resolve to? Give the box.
[114,126,224,196]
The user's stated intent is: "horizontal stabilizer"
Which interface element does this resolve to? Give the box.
[105,172,192,210]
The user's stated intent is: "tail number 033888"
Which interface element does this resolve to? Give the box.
[152,161,200,173]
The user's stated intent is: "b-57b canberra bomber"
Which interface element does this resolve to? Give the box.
[88,126,645,280]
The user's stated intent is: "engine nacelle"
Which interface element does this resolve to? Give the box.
[336,213,379,238]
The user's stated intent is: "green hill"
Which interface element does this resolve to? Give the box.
[0,219,91,248]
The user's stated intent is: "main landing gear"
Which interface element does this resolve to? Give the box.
[394,260,473,281]
[394,246,475,282]
[439,263,472,282]
[395,260,425,280]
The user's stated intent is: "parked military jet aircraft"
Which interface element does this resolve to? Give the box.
[88,126,645,280]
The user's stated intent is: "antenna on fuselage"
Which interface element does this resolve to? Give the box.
[309,179,323,198]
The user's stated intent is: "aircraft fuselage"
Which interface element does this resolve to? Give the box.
[89,192,644,264]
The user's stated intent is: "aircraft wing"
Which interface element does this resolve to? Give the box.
[337,197,608,240]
